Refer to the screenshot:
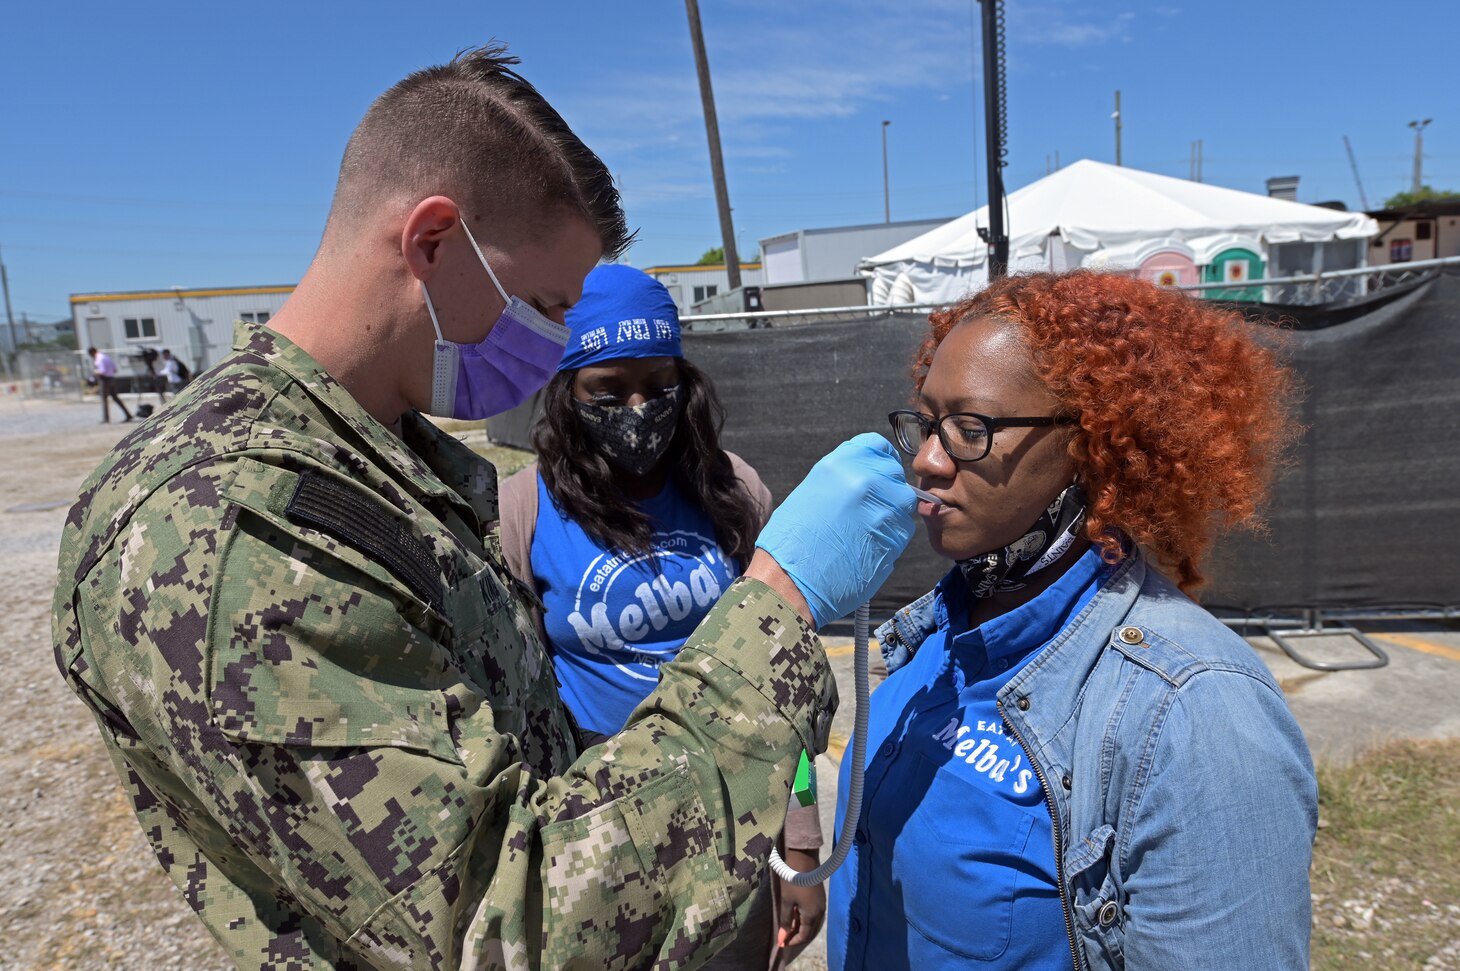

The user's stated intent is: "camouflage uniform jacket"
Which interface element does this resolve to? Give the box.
[53,322,837,970]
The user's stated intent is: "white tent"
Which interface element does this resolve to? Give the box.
[862,159,1378,305]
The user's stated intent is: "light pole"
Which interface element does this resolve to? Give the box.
[1113,90,1122,167]
[1408,119,1432,195]
[881,120,891,224]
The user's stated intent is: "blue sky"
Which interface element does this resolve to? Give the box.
[3,0,1457,322]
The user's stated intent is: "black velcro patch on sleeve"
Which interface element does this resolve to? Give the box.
[285,471,445,614]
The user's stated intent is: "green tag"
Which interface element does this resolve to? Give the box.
[792,750,817,807]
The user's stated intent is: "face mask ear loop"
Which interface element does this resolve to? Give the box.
[458,219,511,305]
[420,281,446,342]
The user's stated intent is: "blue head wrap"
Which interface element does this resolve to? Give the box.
[557,264,683,372]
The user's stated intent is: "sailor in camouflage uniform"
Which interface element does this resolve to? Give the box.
[52,44,915,970]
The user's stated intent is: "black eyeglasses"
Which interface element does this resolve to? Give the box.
[888,409,1077,462]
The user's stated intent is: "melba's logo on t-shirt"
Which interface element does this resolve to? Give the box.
[566,530,728,663]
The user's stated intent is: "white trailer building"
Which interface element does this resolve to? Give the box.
[641,263,764,316]
[759,218,952,285]
[70,284,294,376]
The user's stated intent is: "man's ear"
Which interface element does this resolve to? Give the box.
[401,196,462,283]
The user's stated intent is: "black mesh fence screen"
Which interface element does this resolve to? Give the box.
[1201,273,1460,615]
[489,275,1460,617]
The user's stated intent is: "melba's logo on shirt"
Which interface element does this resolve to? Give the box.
[931,717,1035,794]
[566,530,727,674]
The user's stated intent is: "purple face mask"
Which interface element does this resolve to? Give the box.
[421,220,570,420]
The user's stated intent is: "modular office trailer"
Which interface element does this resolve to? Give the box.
[70,284,294,378]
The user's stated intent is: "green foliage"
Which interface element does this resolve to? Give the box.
[1382,185,1460,209]
[696,246,724,265]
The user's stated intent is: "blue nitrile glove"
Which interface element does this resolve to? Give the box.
[755,433,917,628]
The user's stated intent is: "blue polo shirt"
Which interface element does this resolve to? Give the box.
[530,473,740,735]
[828,546,1106,971]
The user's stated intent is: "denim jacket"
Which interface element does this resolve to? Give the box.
[875,550,1318,971]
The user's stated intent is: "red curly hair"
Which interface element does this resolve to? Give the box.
[914,271,1297,592]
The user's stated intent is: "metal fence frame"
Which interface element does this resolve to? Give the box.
[680,256,1460,328]
[1177,254,1460,305]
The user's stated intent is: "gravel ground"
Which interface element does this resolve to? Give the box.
[0,394,231,970]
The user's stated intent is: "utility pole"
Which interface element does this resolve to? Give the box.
[882,121,892,223]
[1343,135,1370,211]
[1113,90,1122,166]
[1408,119,1432,195]
[0,245,18,360]
[978,0,1009,279]
[684,0,741,289]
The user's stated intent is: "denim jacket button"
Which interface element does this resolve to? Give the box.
[1016,696,1031,711]
[1097,900,1120,927]
[1119,625,1145,645]
[1061,775,1072,790]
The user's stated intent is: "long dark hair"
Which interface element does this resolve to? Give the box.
[533,359,762,567]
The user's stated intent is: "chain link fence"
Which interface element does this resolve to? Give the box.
[675,257,1460,331]
[681,302,944,331]
[1179,254,1460,306]
[14,348,87,399]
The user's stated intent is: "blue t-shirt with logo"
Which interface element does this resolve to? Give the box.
[828,546,1106,971]
[530,473,741,735]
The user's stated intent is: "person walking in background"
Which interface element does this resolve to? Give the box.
[87,346,131,423]
[137,345,167,405]
[499,263,827,967]
[160,348,185,395]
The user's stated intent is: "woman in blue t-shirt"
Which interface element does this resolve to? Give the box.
[499,263,824,968]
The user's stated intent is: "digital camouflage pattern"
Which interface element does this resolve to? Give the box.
[53,322,837,970]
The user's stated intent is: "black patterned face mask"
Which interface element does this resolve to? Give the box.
[572,386,683,476]
[958,482,1089,599]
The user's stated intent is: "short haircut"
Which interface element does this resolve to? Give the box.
[327,43,632,259]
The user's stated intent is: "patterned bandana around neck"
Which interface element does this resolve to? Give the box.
[958,482,1089,599]
[572,386,683,476]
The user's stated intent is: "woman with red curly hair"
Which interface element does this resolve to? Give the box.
[826,272,1318,971]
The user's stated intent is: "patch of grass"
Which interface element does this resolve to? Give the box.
[424,416,485,435]
[471,443,535,478]
[1310,738,1460,970]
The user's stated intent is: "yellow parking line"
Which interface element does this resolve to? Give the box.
[825,639,878,658]
[1372,633,1460,663]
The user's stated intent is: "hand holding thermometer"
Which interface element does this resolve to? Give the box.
[766,480,941,887]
